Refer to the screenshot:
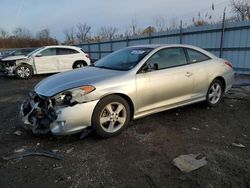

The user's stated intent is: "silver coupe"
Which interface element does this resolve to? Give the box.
[21,44,234,138]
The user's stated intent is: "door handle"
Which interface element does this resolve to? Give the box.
[185,72,193,77]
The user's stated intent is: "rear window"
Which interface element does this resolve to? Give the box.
[186,48,210,63]
[57,48,79,55]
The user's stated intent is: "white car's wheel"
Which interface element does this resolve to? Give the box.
[92,95,130,138]
[15,64,33,79]
[206,79,223,107]
[73,61,87,69]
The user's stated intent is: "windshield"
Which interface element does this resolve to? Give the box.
[27,47,44,57]
[94,47,153,71]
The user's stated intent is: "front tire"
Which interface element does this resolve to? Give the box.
[15,64,33,79]
[206,79,223,107]
[92,95,130,138]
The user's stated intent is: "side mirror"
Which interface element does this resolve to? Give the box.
[141,63,158,73]
[36,53,42,57]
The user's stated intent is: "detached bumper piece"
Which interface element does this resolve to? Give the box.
[21,92,57,134]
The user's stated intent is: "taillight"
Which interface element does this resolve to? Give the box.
[85,53,90,59]
[224,61,233,69]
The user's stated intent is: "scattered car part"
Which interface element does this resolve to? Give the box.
[173,154,208,173]
[231,142,246,148]
[79,127,93,139]
[3,148,64,160]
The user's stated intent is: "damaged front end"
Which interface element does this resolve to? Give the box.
[20,87,99,135]
[0,60,16,76]
[21,92,57,134]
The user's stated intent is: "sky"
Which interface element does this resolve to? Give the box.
[0,0,232,41]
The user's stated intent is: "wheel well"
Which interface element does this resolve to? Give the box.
[214,76,226,92]
[102,93,135,120]
[72,60,87,68]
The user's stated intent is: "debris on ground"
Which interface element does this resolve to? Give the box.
[79,128,93,139]
[52,163,63,170]
[242,134,248,138]
[52,149,59,153]
[231,142,246,148]
[66,148,74,154]
[173,154,208,173]
[13,130,22,136]
[191,127,200,131]
[2,148,64,160]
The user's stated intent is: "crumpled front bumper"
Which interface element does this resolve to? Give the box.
[20,93,99,135]
[0,61,16,76]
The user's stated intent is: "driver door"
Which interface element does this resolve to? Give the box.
[135,47,195,114]
[34,48,59,74]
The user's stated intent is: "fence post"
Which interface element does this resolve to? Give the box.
[110,38,113,52]
[149,27,152,44]
[126,35,129,47]
[98,39,101,59]
[220,9,226,58]
[87,41,90,55]
[180,20,183,44]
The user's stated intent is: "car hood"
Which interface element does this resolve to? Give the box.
[1,55,27,61]
[35,67,123,96]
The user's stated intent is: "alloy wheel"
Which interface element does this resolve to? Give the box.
[208,83,222,104]
[99,102,127,133]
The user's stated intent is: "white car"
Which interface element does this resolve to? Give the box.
[0,45,91,79]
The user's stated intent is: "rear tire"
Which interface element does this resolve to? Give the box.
[206,79,223,107]
[15,64,33,79]
[73,61,87,69]
[92,95,130,138]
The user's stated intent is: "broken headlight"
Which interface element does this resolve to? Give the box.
[52,86,95,106]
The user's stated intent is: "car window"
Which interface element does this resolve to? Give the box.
[186,48,210,63]
[57,48,79,55]
[147,48,187,70]
[40,48,56,56]
[95,47,152,71]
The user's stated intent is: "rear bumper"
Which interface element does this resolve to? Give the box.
[224,70,235,93]
[20,93,99,135]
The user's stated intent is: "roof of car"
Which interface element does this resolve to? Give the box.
[129,44,217,58]
[43,45,81,49]
[129,44,199,49]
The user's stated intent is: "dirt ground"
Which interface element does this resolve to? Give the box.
[0,74,249,188]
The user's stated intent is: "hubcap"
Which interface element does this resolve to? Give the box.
[208,83,222,104]
[17,67,30,78]
[76,63,84,68]
[99,102,127,133]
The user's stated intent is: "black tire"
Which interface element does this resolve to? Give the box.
[92,95,131,138]
[206,79,223,107]
[73,61,87,69]
[15,64,33,79]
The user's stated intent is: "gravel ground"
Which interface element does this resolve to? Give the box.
[0,74,249,188]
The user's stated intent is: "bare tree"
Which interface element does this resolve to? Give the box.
[76,23,91,44]
[98,26,118,39]
[231,0,250,21]
[63,27,76,45]
[36,29,50,39]
[170,17,178,30]
[125,15,142,36]
[36,28,57,45]
[12,27,31,39]
[0,28,8,39]
[153,16,167,32]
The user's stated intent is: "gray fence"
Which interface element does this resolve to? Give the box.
[79,20,250,74]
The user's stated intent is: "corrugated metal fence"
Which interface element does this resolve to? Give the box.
[78,20,250,74]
